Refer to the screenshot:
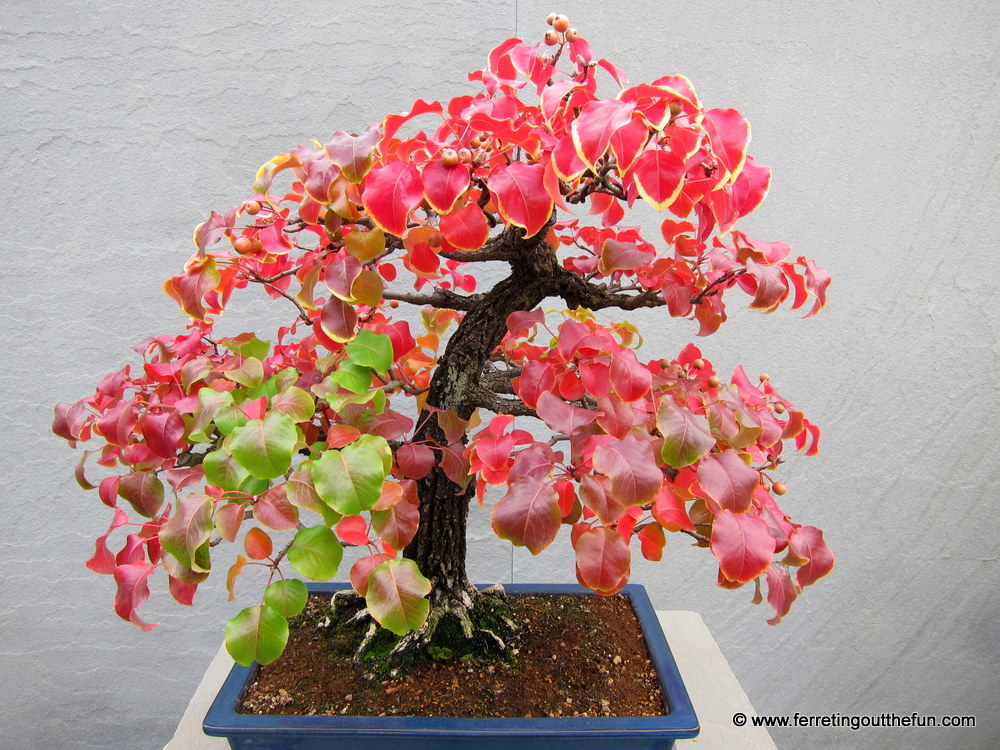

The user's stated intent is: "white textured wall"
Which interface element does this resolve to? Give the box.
[2,1,997,748]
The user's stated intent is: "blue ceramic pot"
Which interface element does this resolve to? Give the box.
[204,582,699,749]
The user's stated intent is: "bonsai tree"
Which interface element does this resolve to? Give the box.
[54,16,833,667]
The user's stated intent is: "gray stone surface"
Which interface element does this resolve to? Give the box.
[2,1,997,748]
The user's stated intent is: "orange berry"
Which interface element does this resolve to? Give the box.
[707,375,721,388]
[692,358,705,370]
[544,30,559,46]
[441,148,459,167]
[552,15,570,32]
[772,481,787,496]
[546,13,557,25]
[244,200,261,215]
[233,236,254,255]
[457,148,472,162]
[565,28,580,42]
[428,231,442,249]
[774,402,787,414]
[760,373,771,382]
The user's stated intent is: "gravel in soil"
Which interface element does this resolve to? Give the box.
[240,592,668,719]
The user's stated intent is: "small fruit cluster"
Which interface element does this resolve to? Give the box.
[544,13,580,45]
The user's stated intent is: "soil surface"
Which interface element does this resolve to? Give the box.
[240,592,667,719]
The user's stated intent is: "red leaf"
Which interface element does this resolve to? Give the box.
[324,251,363,302]
[731,156,772,218]
[141,411,185,459]
[608,349,653,402]
[395,442,436,480]
[244,527,273,560]
[579,474,626,525]
[535,391,599,436]
[118,471,165,518]
[638,523,666,561]
[325,125,380,183]
[362,161,424,236]
[703,108,750,183]
[710,509,775,583]
[113,561,158,631]
[86,507,130,574]
[574,526,631,595]
[168,577,198,606]
[488,162,552,237]
[422,159,470,214]
[633,149,686,211]
[320,296,358,343]
[336,515,372,546]
[652,483,696,533]
[512,360,556,409]
[350,553,393,597]
[697,451,759,514]
[440,204,489,250]
[253,486,299,531]
[598,238,654,274]
[214,502,245,542]
[788,526,835,588]
[571,99,634,169]
[491,477,562,555]
[372,497,420,550]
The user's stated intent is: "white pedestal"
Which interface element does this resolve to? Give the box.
[165,610,776,749]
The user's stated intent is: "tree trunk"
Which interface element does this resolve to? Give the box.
[403,224,560,615]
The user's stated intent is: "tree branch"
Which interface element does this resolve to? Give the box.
[383,288,483,310]
[468,385,536,418]
[553,268,666,311]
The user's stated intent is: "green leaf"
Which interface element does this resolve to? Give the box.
[287,526,342,580]
[657,398,715,468]
[311,437,389,515]
[203,448,250,492]
[222,335,271,361]
[159,494,214,571]
[189,389,235,442]
[263,579,308,618]
[270,385,315,422]
[231,413,298,479]
[330,361,373,394]
[225,605,289,666]
[365,559,431,636]
[345,330,394,376]
[226,357,265,388]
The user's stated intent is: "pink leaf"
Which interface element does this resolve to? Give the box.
[764,563,798,625]
[592,433,663,507]
[372,497,420,550]
[574,526,631,595]
[710,509,775,583]
[113,561,158,631]
[697,451,759,514]
[491,476,562,555]
[788,526,835,588]
[535,391,599,435]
